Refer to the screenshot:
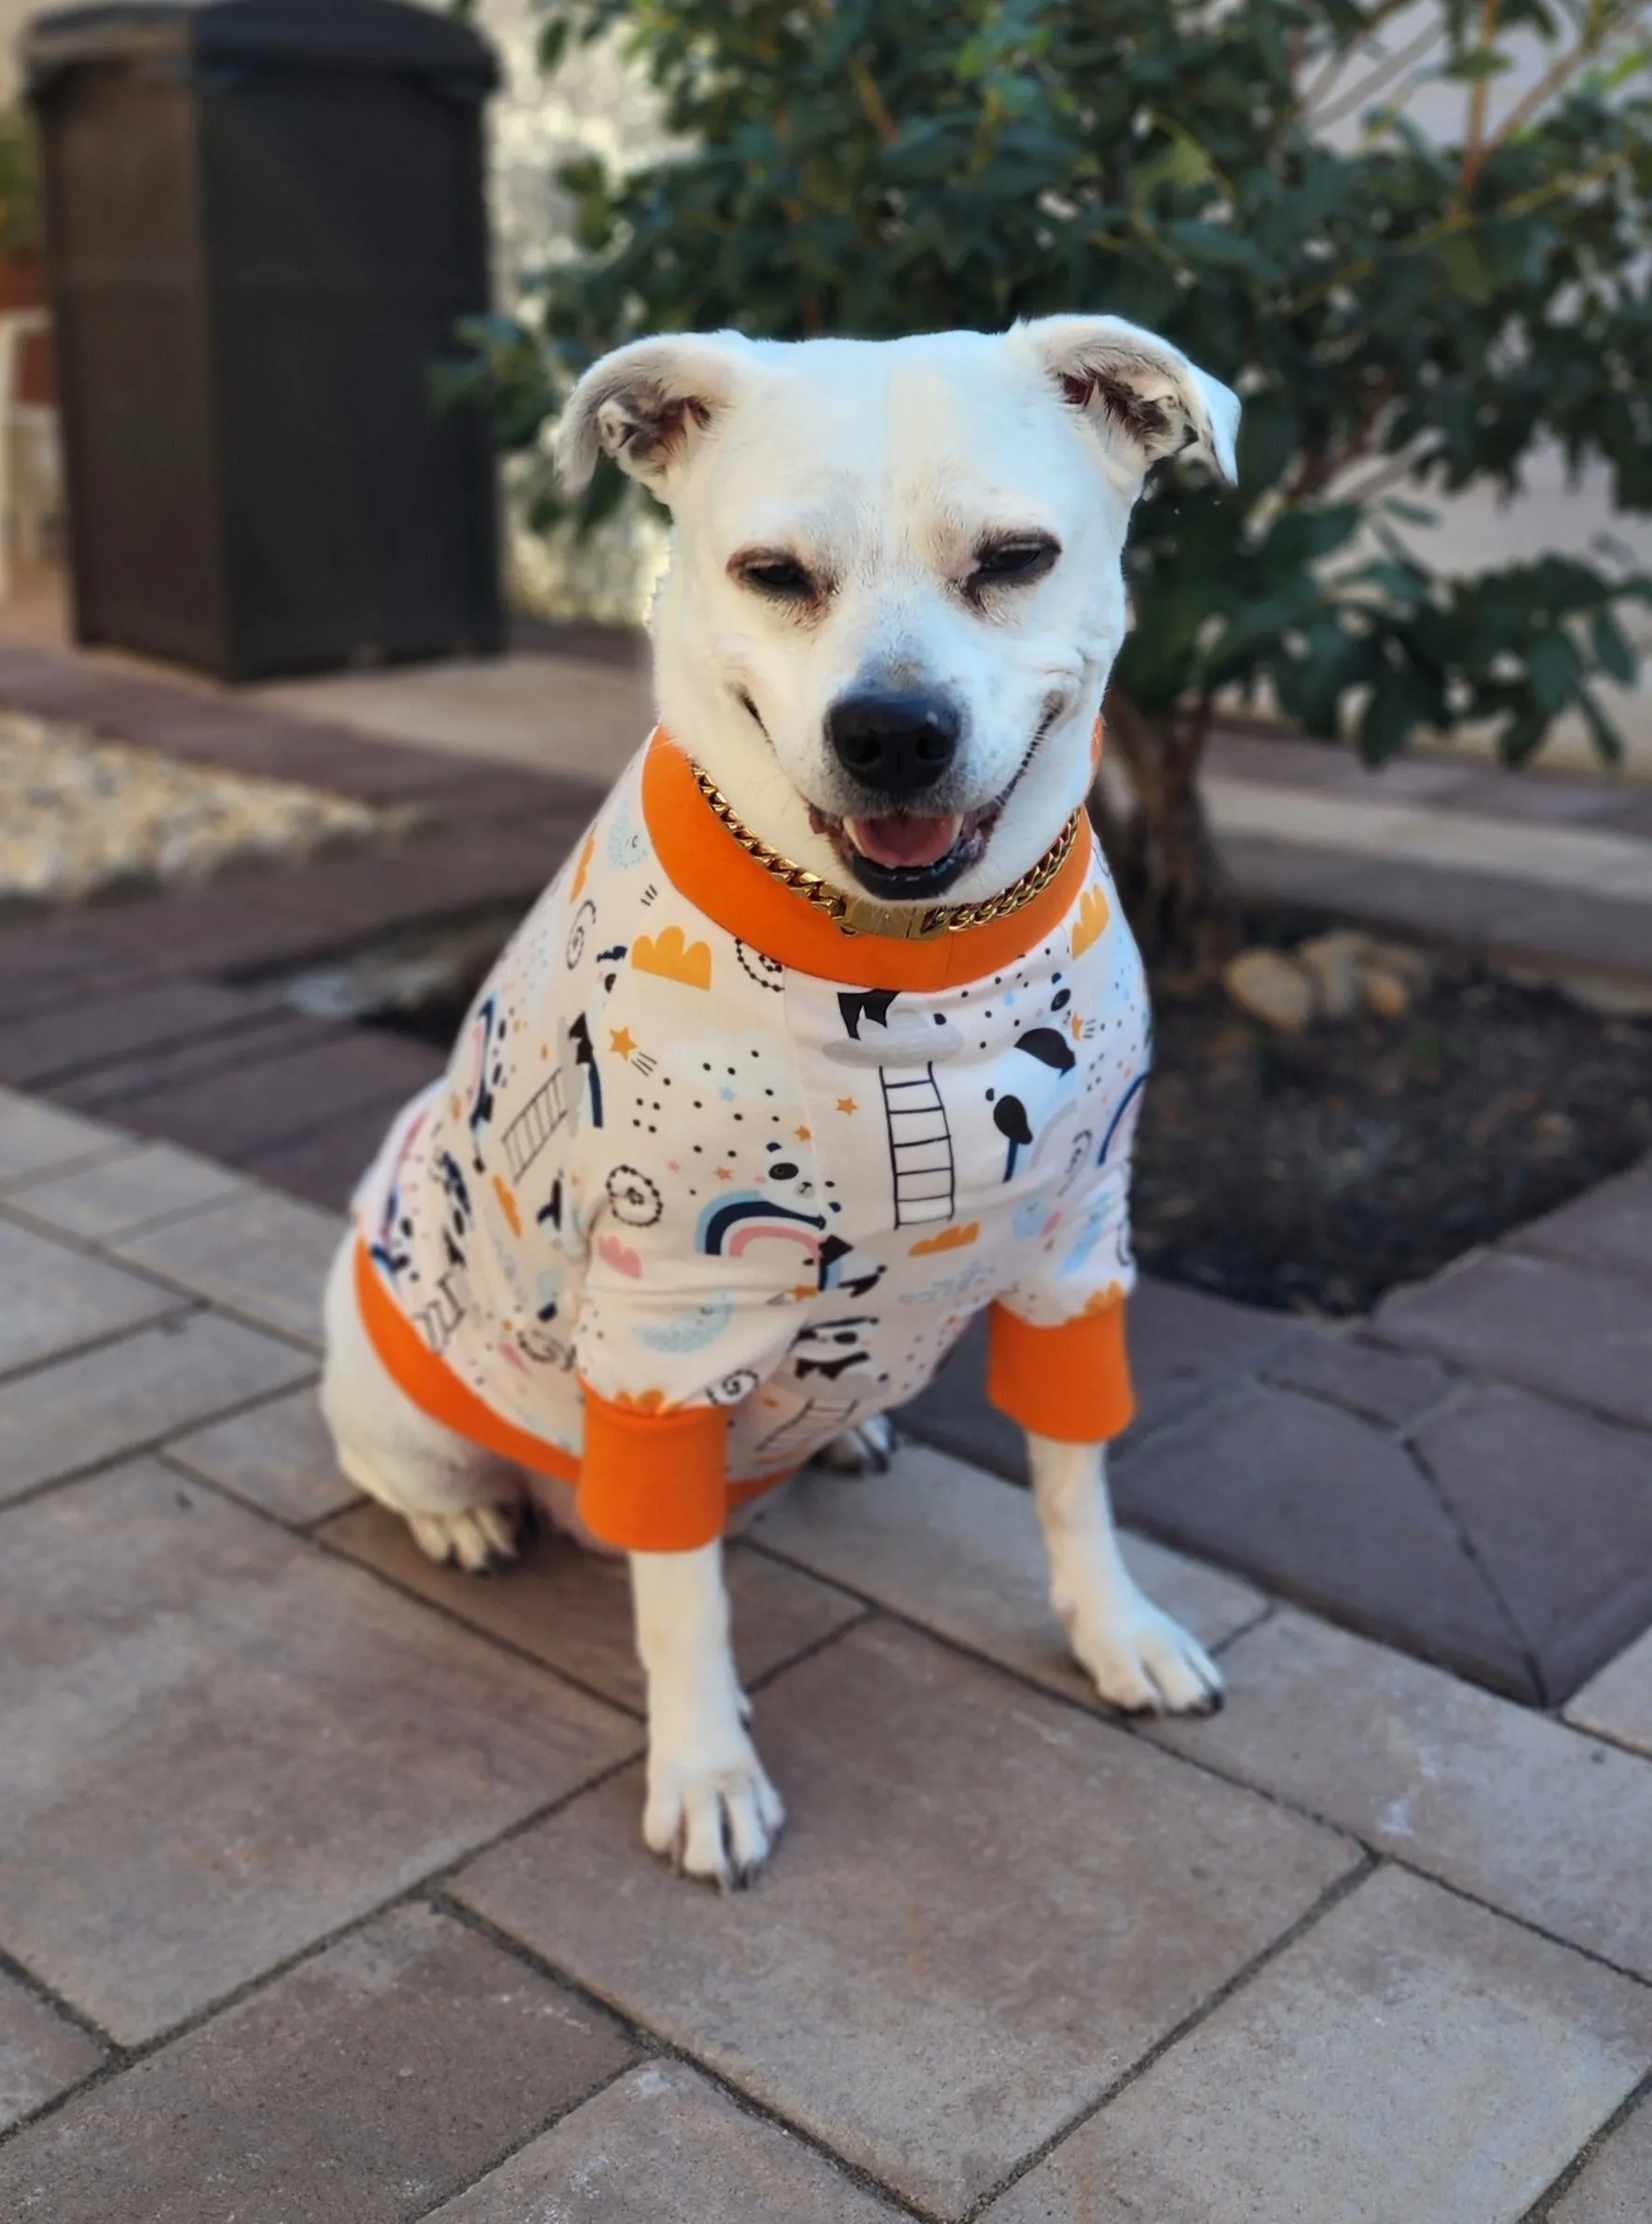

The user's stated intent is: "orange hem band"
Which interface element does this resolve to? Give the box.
[985,1297,1136,1443]
[578,1391,729,1553]
[352,1243,792,1551]
[641,729,1097,989]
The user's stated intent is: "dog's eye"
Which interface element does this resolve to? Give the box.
[971,535,1060,589]
[734,552,817,600]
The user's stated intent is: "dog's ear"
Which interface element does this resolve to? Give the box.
[1017,315,1240,487]
[555,333,751,496]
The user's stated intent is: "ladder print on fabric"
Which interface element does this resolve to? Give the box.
[880,1064,956,1226]
[414,1265,470,1356]
[753,1394,861,1463]
[501,1071,568,1181]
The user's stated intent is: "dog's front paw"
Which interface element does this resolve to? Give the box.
[1064,1592,1224,1718]
[643,1732,786,1889]
[406,1503,522,1575]
[813,1413,895,1475]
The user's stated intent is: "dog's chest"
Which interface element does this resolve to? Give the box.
[783,928,1140,1230]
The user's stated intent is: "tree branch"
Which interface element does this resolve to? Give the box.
[1284,368,1399,502]
[1297,0,1420,118]
[1458,0,1638,197]
[1458,0,1503,204]
[1335,448,1436,507]
[1310,20,1449,133]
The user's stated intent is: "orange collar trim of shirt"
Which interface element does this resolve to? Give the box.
[640,725,1099,990]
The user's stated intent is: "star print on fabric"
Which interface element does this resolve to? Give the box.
[719,1084,737,1102]
[609,1026,638,1057]
[795,1125,812,1141]
[716,1166,734,1181]
[836,1097,858,1115]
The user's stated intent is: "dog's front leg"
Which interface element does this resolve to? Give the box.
[1027,1434,1224,1716]
[629,1541,785,1886]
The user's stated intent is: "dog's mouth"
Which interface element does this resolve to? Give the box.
[806,802,1000,899]
[805,691,1065,901]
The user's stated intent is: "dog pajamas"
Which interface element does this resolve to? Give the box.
[352,731,1150,1551]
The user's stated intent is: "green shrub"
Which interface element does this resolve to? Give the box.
[459,0,1652,969]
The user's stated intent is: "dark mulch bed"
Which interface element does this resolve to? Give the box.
[321,905,1652,1320]
[1136,942,1652,1315]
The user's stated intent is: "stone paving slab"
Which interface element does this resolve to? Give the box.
[0,928,143,1027]
[1514,1160,1652,1283]
[81,1026,440,1168]
[0,1462,639,2042]
[1,1137,243,1241]
[900,1278,1315,1485]
[164,1383,354,1526]
[1414,1385,1652,1702]
[750,1445,1263,1710]
[232,1092,435,1214]
[425,2060,905,2224]
[321,1502,866,1714]
[0,1086,124,1187]
[1566,1628,1652,1761]
[0,1904,636,2224]
[1206,772,1652,900]
[0,1212,185,1381]
[984,1867,1652,2224]
[0,1310,314,1507]
[1550,2090,1652,2223]
[109,1185,340,1349]
[0,1968,103,2135]
[1488,886,1652,976]
[1378,1246,1652,1434]
[458,1617,1356,2219]
[1113,1381,1536,1698]
[0,976,281,1091]
[1260,1330,1454,1428]
[1152,1609,1652,1981]
[49,1007,335,1118]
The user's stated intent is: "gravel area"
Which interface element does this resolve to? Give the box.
[0,711,394,907]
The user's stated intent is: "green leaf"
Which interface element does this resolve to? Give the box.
[1526,629,1580,714]
[1160,220,1283,282]
[1435,231,1497,306]
[1359,665,1433,763]
[1590,608,1639,685]
[1262,504,1363,567]
[1575,687,1626,765]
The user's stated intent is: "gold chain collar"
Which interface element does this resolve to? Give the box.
[688,763,1082,943]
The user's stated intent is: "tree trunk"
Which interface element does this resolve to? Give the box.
[1092,684,1240,989]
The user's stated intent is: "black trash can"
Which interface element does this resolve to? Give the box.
[23,0,503,681]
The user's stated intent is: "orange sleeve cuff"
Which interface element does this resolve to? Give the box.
[576,1386,730,1553]
[986,1299,1136,1444]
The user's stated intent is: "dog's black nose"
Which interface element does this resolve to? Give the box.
[826,690,960,795]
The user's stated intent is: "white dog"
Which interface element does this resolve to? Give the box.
[321,315,1240,1886]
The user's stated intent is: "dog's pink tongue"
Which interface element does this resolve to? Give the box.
[846,813,960,869]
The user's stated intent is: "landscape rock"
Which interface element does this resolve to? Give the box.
[1297,931,1367,1020]
[1223,948,1317,1032]
[1365,938,1435,990]
[1359,964,1414,1020]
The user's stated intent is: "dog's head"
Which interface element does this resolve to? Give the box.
[558,318,1238,906]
